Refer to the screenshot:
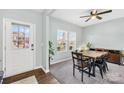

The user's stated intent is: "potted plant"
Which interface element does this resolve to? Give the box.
[85,42,92,50]
[86,42,92,49]
[49,41,55,65]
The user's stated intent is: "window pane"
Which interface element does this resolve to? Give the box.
[12,24,19,48]
[12,24,18,32]
[69,32,76,50]
[57,30,67,52]
[25,27,30,48]
[18,26,25,48]
[11,23,30,48]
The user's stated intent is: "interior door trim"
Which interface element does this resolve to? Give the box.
[3,18,36,77]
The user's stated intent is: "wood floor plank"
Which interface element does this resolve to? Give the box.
[3,68,60,84]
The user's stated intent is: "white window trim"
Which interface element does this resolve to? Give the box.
[57,30,67,53]
[68,32,76,51]
[57,29,76,53]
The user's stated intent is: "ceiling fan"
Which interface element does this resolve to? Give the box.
[80,9,112,22]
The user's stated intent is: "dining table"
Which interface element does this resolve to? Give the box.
[80,50,108,77]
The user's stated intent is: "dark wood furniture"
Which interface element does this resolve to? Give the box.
[95,48,105,52]
[107,50,121,65]
[79,51,108,78]
[90,48,121,65]
[72,52,92,82]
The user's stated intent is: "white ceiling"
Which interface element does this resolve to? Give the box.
[32,9,45,14]
[50,9,124,27]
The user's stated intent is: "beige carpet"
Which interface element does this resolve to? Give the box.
[11,76,38,84]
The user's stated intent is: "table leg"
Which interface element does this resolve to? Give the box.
[92,59,95,77]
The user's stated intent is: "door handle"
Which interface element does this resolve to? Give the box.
[31,44,34,51]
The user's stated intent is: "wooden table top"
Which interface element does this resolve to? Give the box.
[80,51,108,59]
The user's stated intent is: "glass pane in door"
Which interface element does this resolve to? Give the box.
[11,23,30,48]
[24,26,30,48]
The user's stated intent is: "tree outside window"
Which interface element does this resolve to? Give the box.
[57,30,67,52]
[57,30,76,52]
[69,32,76,50]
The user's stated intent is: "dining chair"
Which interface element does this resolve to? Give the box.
[102,54,109,71]
[71,52,92,82]
[95,48,109,71]
[95,48,109,78]
[94,59,105,78]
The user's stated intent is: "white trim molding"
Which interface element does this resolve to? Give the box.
[3,18,36,77]
[34,66,49,73]
[50,57,72,65]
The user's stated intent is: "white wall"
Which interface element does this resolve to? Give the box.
[82,17,124,50]
[0,9,43,70]
[49,17,83,64]
[2,9,124,71]
[42,14,49,72]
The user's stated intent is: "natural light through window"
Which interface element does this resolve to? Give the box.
[57,30,76,52]
[57,30,67,52]
[69,32,76,50]
[12,23,30,48]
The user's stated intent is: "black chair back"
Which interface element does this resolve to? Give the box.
[72,52,90,67]
[72,52,83,68]
[71,51,92,82]
[72,52,83,61]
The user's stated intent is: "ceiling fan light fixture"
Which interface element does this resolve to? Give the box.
[91,15,96,19]
[80,9,112,22]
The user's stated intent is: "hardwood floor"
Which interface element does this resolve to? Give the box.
[3,68,60,84]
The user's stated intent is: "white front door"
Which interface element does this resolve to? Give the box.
[3,19,35,77]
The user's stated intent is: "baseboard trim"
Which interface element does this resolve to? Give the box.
[34,66,49,73]
[50,57,72,65]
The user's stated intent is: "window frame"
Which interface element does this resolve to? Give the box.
[57,29,76,53]
[57,30,68,53]
[68,32,76,51]
[11,23,30,49]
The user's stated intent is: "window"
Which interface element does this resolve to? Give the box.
[57,30,67,52]
[69,32,76,50]
[57,30,76,52]
[12,23,30,48]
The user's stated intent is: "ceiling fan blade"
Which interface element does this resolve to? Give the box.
[96,16,102,20]
[97,10,112,15]
[85,17,91,22]
[80,15,90,18]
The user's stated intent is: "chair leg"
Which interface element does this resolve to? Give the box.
[81,70,83,82]
[102,65,106,73]
[104,60,109,71]
[99,68,103,79]
[105,63,109,71]
[73,65,75,76]
[88,65,92,77]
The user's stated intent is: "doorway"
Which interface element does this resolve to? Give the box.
[3,18,36,77]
